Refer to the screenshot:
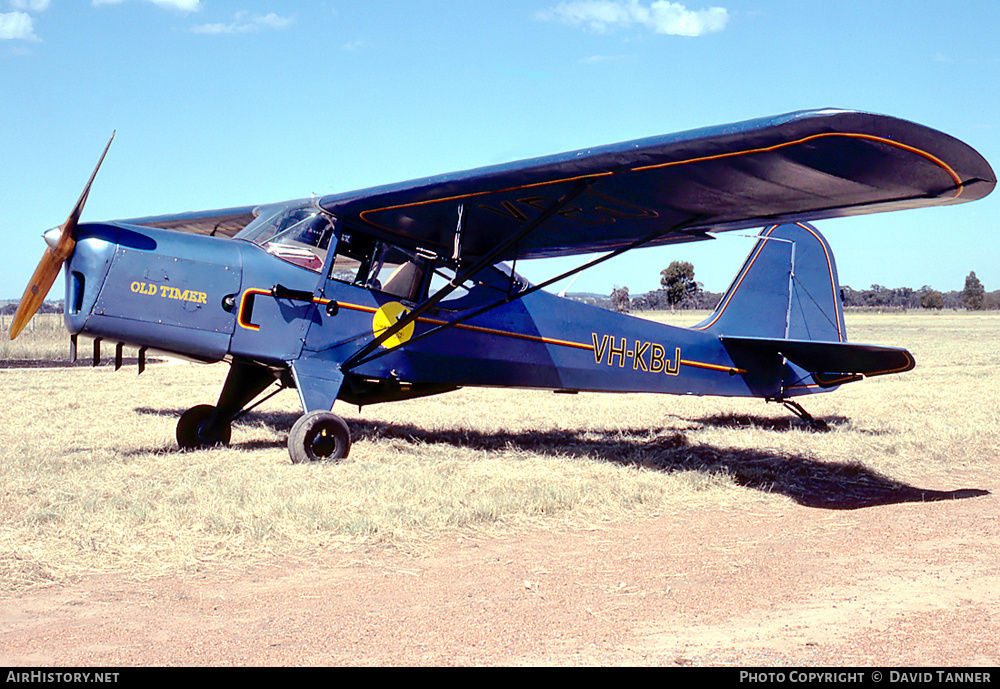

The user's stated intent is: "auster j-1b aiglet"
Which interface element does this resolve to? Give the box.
[10,110,995,462]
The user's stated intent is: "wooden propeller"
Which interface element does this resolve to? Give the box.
[9,132,115,340]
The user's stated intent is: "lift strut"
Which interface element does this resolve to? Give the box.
[344,212,711,372]
[340,178,594,371]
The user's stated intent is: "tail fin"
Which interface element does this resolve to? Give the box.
[697,222,913,397]
[697,222,846,342]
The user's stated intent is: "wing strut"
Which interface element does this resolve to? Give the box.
[453,203,465,261]
[343,213,712,372]
[340,179,595,371]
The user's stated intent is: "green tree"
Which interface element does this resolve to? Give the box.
[660,260,699,310]
[920,290,944,310]
[610,286,630,313]
[962,271,985,310]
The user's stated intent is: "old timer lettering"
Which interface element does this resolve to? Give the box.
[131,281,208,304]
[591,333,680,375]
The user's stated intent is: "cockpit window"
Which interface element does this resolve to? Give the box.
[234,206,335,272]
[327,231,377,286]
[429,261,527,310]
[327,231,431,303]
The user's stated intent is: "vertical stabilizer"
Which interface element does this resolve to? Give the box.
[696,222,846,342]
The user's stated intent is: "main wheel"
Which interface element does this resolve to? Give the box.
[176,404,232,449]
[288,411,351,463]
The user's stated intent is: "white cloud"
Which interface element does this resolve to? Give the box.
[252,12,293,30]
[2,1,48,44]
[151,0,200,9]
[92,0,202,10]
[0,11,38,40]
[581,53,629,64]
[538,0,729,37]
[191,11,294,34]
[10,0,50,11]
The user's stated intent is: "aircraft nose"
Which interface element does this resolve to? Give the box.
[68,223,244,362]
[43,227,62,251]
[63,225,119,334]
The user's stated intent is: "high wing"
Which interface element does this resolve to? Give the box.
[319,109,996,260]
[118,205,261,237]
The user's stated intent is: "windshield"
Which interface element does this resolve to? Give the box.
[235,206,335,272]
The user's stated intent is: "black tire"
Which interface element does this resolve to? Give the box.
[176,404,232,449]
[288,411,351,463]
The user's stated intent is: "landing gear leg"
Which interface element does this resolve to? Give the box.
[176,361,279,450]
[772,398,829,431]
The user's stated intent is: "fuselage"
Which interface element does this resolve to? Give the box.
[63,213,803,407]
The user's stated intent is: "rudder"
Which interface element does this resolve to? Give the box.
[696,222,846,342]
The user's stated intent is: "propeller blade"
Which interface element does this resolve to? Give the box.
[8,132,115,340]
[9,249,64,339]
[66,131,115,236]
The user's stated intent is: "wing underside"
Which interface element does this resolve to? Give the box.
[117,205,260,238]
[319,109,995,260]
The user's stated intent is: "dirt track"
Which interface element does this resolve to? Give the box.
[1,476,997,667]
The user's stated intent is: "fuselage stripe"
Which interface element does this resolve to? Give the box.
[238,290,741,374]
[681,359,746,374]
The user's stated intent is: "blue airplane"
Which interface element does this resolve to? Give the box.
[9,110,995,463]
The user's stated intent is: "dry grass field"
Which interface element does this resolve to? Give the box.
[1,310,997,665]
[2,310,995,586]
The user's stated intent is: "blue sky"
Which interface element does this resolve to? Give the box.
[2,1,998,300]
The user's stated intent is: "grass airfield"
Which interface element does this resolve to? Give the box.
[1,311,997,591]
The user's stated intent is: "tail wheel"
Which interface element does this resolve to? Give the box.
[288,411,351,463]
[177,404,232,449]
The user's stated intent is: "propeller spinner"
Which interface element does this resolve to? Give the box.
[9,132,115,340]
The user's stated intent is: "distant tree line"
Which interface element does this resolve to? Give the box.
[604,261,721,313]
[600,266,998,313]
[840,272,998,311]
[0,300,63,315]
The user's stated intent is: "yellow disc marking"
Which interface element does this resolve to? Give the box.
[372,301,415,349]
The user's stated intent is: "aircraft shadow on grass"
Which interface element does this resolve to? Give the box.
[135,406,990,511]
[678,413,901,436]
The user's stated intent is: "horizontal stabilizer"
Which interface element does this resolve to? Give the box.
[721,336,915,383]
